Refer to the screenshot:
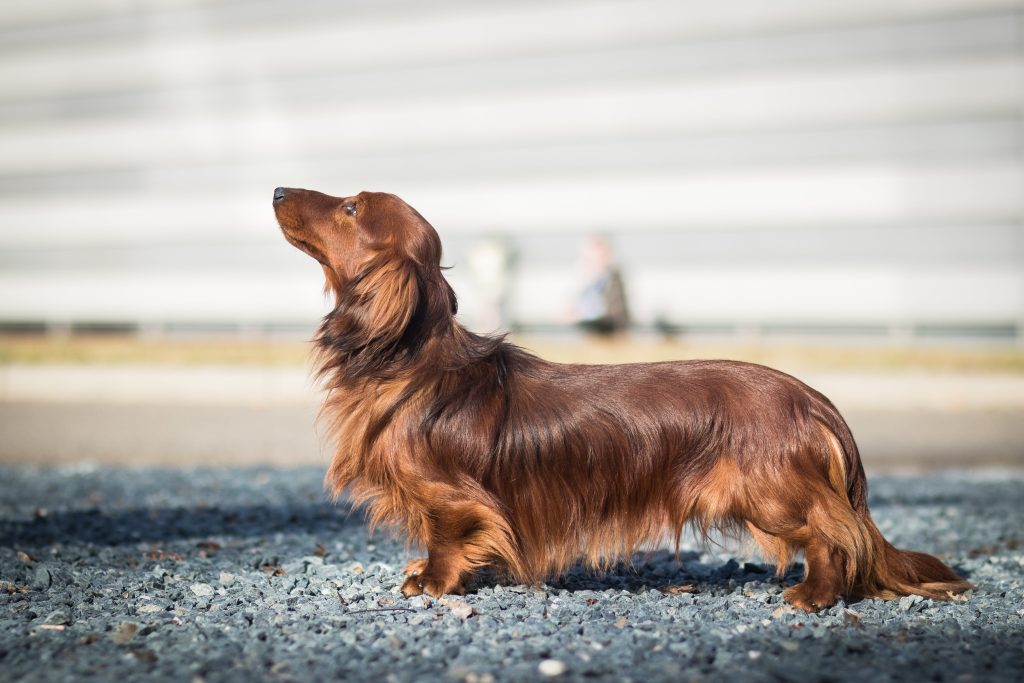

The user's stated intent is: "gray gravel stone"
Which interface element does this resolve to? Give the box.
[30,565,51,590]
[189,582,214,597]
[42,609,70,625]
[0,466,1022,682]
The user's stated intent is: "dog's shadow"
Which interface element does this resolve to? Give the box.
[3,502,804,593]
[1,502,970,594]
[0,501,364,549]
[466,549,805,595]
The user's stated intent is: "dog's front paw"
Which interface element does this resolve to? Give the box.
[401,574,425,597]
[400,570,464,598]
[404,558,428,576]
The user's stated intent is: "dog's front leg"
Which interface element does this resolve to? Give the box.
[400,498,510,597]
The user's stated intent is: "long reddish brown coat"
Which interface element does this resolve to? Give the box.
[273,187,971,611]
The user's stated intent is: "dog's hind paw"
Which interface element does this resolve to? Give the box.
[783,583,840,612]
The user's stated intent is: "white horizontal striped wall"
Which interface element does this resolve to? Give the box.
[0,164,1019,246]
[508,267,1024,329]
[3,57,1022,177]
[0,0,1021,334]
[2,0,1017,94]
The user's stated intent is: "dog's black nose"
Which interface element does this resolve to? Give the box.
[273,187,288,204]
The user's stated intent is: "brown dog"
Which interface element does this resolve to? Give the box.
[273,187,971,611]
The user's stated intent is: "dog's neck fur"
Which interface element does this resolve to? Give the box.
[314,256,516,387]
[315,300,510,387]
[314,299,523,525]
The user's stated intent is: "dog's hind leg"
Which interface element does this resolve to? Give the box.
[742,464,873,612]
[782,535,847,611]
[745,506,853,612]
[745,522,796,577]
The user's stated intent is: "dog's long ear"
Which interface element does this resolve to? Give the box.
[335,254,420,353]
[357,193,457,318]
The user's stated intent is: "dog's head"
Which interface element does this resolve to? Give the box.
[273,187,457,359]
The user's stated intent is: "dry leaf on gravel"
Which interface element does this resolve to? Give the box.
[112,622,138,644]
[195,541,222,557]
[144,547,182,561]
[259,564,287,577]
[438,598,474,619]
[131,648,159,663]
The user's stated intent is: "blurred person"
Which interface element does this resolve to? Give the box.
[572,235,629,336]
[466,237,514,333]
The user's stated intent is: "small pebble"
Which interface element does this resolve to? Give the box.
[31,566,52,590]
[190,583,214,597]
[111,622,138,645]
[538,659,566,677]
[43,610,70,625]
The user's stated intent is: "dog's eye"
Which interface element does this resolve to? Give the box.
[343,203,357,217]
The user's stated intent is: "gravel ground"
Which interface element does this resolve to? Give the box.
[1,466,1021,683]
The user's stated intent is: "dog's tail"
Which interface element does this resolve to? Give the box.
[856,517,973,600]
[814,403,973,601]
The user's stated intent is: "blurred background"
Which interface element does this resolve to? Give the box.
[0,0,1022,470]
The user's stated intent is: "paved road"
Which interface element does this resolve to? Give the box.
[1,365,1022,470]
[0,402,1021,470]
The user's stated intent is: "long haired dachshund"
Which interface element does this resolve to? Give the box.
[273,187,970,611]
